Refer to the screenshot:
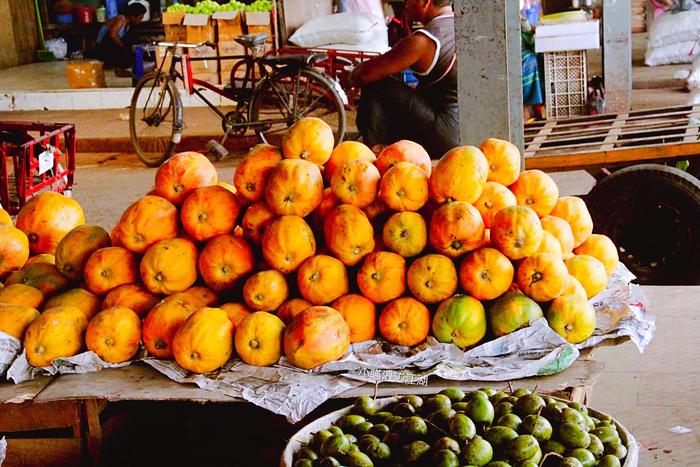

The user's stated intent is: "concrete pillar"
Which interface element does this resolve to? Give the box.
[603,0,632,113]
[453,0,524,153]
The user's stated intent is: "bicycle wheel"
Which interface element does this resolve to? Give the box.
[248,67,346,147]
[129,72,183,167]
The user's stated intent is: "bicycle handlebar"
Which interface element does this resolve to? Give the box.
[156,41,216,49]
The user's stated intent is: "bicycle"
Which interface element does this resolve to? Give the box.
[129,34,347,167]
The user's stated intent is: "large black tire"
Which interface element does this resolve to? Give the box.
[586,164,700,285]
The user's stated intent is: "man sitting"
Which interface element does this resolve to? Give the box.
[350,0,458,156]
[93,3,147,77]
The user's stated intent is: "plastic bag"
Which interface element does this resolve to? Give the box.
[289,12,385,47]
[337,0,384,17]
[645,40,700,66]
[648,9,700,48]
[46,38,68,60]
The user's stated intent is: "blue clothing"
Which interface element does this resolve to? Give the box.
[522,49,543,106]
[97,17,128,44]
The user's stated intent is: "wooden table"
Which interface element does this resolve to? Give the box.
[0,356,603,467]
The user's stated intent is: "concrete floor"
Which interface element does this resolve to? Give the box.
[0,61,132,92]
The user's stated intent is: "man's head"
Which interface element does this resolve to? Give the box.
[126,3,147,24]
[404,0,453,24]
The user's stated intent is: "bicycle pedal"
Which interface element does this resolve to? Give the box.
[207,139,230,161]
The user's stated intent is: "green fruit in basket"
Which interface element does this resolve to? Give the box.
[479,387,497,397]
[541,439,566,455]
[544,396,557,406]
[591,426,619,445]
[393,402,416,417]
[317,457,342,467]
[484,426,518,448]
[423,394,452,414]
[353,395,378,417]
[358,434,380,451]
[435,436,461,454]
[464,390,489,403]
[354,421,373,436]
[466,396,495,425]
[484,462,511,467]
[494,401,515,419]
[293,459,314,467]
[527,446,543,464]
[519,414,553,442]
[402,440,431,463]
[595,420,614,429]
[504,396,519,405]
[382,432,401,448]
[449,413,477,441]
[506,434,539,462]
[428,408,458,428]
[462,436,493,466]
[568,448,596,467]
[583,414,596,431]
[587,433,604,458]
[490,391,509,405]
[339,415,366,433]
[597,454,622,467]
[441,388,466,403]
[400,416,428,439]
[568,401,588,415]
[452,401,469,413]
[311,430,334,451]
[321,434,351,457]
[559,457,583,467]
[294,447,319,462]
[559,408,587,429]
[329,426,344,436]
[554,401,570,411]
[344,451,374,467]
[348,443,360,453]
[514,394,546,417]
[366,441,391,461]
[346,434,358,444]
[513,388,531,397]
[370,423,389,437]
[559,423,591,449]
[372,411,393,424]
[390,417,405,433]
[604,441,627,460]
[433,448,460,467]
[398,394,423,409]
[496,413,522,431]
[519,461,538,467]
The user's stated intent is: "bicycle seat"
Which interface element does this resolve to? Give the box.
[235,34,268,48]
[262,53,316,66]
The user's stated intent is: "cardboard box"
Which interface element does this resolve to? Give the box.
[162,11,186,42]
[188,45,218,74]
[245,11,273,42]
[213,10,244,42]
[193,72,220,86]
[183,13,216,44]
[218,41,246,75]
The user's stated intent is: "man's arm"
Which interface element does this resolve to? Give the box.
[350,33,435,87]
[109,17,129,53]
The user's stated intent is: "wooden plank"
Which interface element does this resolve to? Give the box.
[602,113,628,150]
[337,359,604,403]
[0,375,53,404]
[34,364,240,403]
[526,130,697,153]
[524,117,693,142]
[3,438,81,467]
[682,105,700,143]
[0,399,81,432]
[525,141,700,172]
[524,121,556,158]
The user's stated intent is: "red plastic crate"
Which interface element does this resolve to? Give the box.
[0,121,76,215]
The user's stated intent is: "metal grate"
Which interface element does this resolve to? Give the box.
[544,50,588,120]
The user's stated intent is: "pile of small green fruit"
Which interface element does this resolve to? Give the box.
[166,0,272,14]
[291,388,629,467]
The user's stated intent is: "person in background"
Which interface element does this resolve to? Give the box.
[349,0,458,157]
[521,17,544,122]
[94,3,147,76]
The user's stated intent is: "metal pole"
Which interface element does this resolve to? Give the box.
[453,0,524,153]
[603,0,632,113]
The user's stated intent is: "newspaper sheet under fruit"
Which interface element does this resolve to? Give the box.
[0,264,655,423]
